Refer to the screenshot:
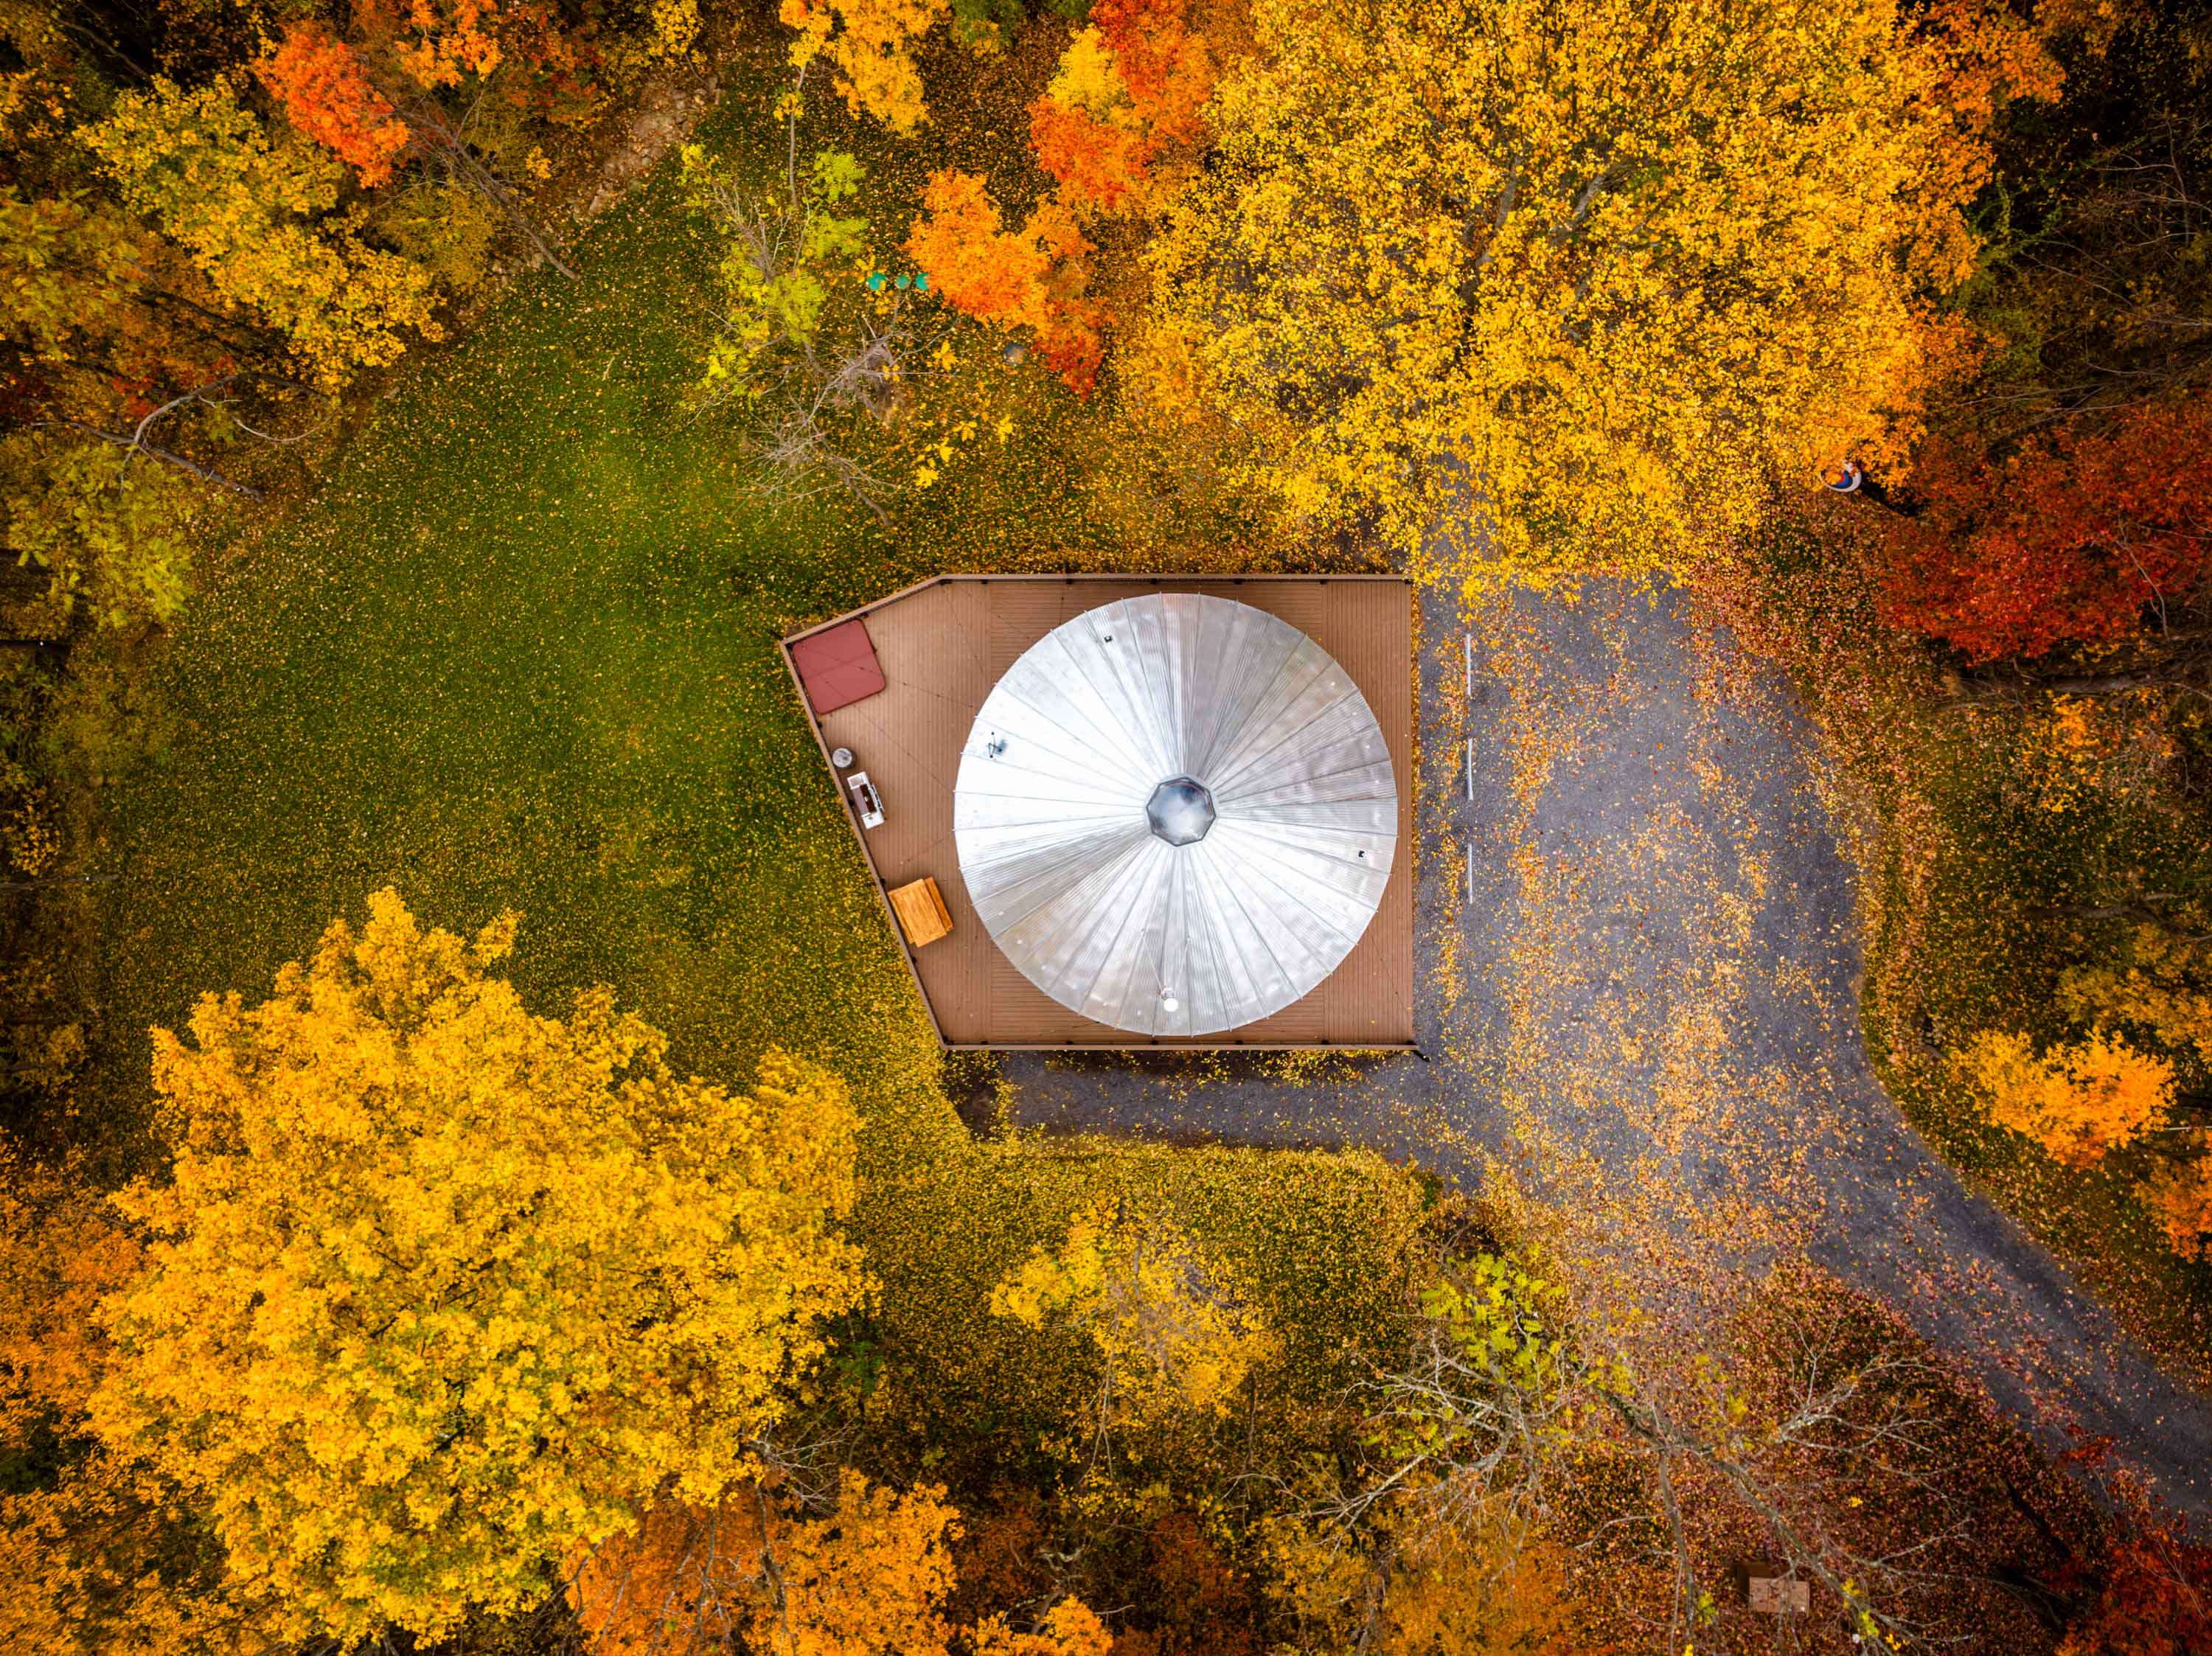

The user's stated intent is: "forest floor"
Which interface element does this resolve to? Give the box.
[999,579,2212,1511]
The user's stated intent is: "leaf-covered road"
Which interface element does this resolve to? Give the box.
[1001,581,2212,1509]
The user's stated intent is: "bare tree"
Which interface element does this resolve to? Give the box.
[679,67,952,521]
[1307,1254,1974,1653]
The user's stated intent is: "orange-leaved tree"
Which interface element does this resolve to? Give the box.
[255,24,413,187]
[2140,1161,2212,1262]
[378,0,508,88]
[571,1470,1112,1656]
[88,889,869,1643]
[905,170,1103,393]
[1952,1027,2174,1167]
[1028,0,1213,215]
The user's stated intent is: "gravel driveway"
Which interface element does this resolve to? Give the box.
[1000,580,2212,1510]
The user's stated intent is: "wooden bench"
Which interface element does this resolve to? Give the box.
[887,877,953,948]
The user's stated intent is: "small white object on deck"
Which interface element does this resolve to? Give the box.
[846,770,885,829]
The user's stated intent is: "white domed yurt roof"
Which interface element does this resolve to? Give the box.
[952,593,1398,1037]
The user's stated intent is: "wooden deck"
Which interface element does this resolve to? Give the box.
[782,575,1416,1048]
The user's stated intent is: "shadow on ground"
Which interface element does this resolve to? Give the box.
[999,580,2212,1510]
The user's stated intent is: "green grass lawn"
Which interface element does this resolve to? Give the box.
[93,156,931,1130]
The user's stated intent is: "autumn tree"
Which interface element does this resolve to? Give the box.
[2003,921,2212,1257]
[81,78,439,391]
[2140,1161,2212,1262]
[377,0,509,90]
[1145,0,2051,584]
[0,184,190,411]
[1028,0,1214,214]
[1381,1537,1579,1655]
[990,1200,1274,1424]
[905,170,1103,393]
[572,1469,1112,1656]
[88,889,869,1643]
[0,436,196,628]
[1,165,291,523]
[574,1471,959,1656]
[0,1149,139,1441]
[2056,1461,2212,1656]
[1953,1026,2176,1167]
[1311,1250,1577,1577]
[1879,399,2212,661]
[0,1149,265,1656]
[1899,0,2067,293]
[968,1603,1114,1656]
[256,24,413,188]
[781,0,949,133]
[2058,922,2212,1068]
[257,13,581,282]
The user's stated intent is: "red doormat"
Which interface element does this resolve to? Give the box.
[790,619,885,714]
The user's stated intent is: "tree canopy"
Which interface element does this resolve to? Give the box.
[88,890,869,1643]
[1147,0,2042,586]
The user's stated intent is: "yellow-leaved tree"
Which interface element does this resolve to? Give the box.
[780,0,948,133]
[2058,924,2212,1070]
[1144,0,2050,587]
[0,1148,266,1656]
[88,889,869,1644]
[81,78,439,390]
[990,1200,1273,1422]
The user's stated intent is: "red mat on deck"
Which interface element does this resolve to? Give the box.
[790,619,886,714]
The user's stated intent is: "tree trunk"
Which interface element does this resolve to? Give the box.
[395,94,579,281]
[1938,644,2212,709]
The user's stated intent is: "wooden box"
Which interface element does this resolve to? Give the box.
[887,877,953,949]
[1733,1561,1811,1615]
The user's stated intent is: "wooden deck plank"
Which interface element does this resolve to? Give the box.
[790,576,1415,1048]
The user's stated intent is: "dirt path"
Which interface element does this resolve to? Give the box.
[1001,581,2212,1510]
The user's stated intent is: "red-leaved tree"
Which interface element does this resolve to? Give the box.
[1878,398,2212,661]
[1094,0,1211,146]
[2055,1452,2212,1656]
